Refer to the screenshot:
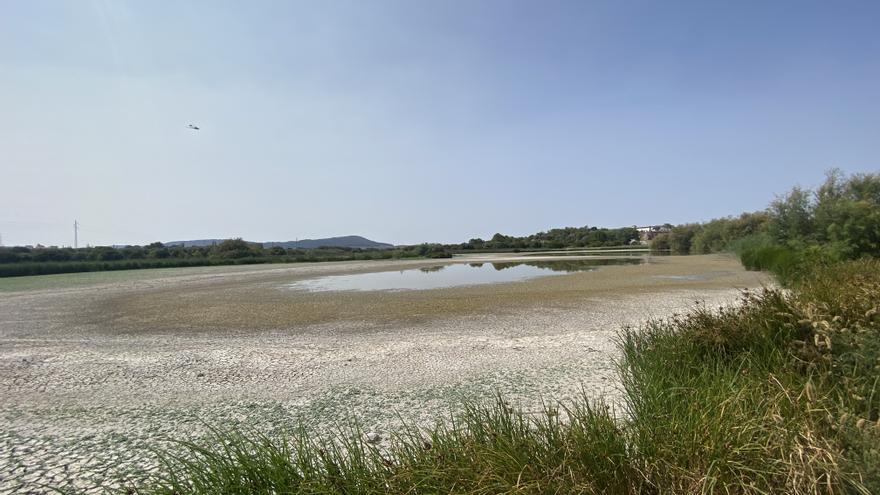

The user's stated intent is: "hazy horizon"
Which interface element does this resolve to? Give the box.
[2,1,879,247]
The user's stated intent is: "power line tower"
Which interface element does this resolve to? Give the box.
[74,220,79,249]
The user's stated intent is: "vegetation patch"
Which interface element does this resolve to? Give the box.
[652,169,880,262]
[0,241,452,278]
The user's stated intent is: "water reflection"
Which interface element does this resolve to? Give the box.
[491,258,643,272]
[523,251,648,257]
[288,258,646,292]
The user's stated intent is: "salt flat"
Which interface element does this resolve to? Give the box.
[0,253,770,493]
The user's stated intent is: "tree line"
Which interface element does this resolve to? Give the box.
[0,240,453,277]
[3,169,875,278]
[454,226,640,251]
[651,169,880,262]
[0,224,646,279]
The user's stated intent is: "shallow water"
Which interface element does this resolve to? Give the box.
[652,271,730,281]
[523,250,648,257]
[288,258,645,292]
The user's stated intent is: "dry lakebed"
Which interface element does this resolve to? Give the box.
[0,253,770,493]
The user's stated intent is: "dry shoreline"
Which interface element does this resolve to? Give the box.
[0,254,770,493]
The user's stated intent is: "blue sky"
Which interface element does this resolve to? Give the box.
[1,1,878,246]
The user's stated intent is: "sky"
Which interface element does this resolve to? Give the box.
[1,1,879,247]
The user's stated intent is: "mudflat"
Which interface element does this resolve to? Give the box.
[0,253,769,493]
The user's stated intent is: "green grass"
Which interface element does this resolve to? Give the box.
[0,251,417,278]
[117,259,880,494]
[0,262,293,292]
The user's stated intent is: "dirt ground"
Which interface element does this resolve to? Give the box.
[0,253,770,493]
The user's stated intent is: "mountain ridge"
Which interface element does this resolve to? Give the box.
[165,235,394,250]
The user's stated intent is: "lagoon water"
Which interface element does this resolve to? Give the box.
[288,258,645,292]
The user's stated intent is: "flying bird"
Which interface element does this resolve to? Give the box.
[187,124,200,130]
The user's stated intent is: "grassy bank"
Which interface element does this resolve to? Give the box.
[0,248,443,278]
[122,257,879,494]
[0,253,396,278]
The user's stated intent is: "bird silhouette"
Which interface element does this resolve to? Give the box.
[187,124,200,130]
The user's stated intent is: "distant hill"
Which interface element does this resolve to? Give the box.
[166,235,394,250]
[263,236,394,250]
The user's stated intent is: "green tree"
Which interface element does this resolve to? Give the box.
[212,238,257,259]
[768,186,813,243]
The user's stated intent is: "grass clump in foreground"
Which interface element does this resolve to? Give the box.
[130,260,880,495]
